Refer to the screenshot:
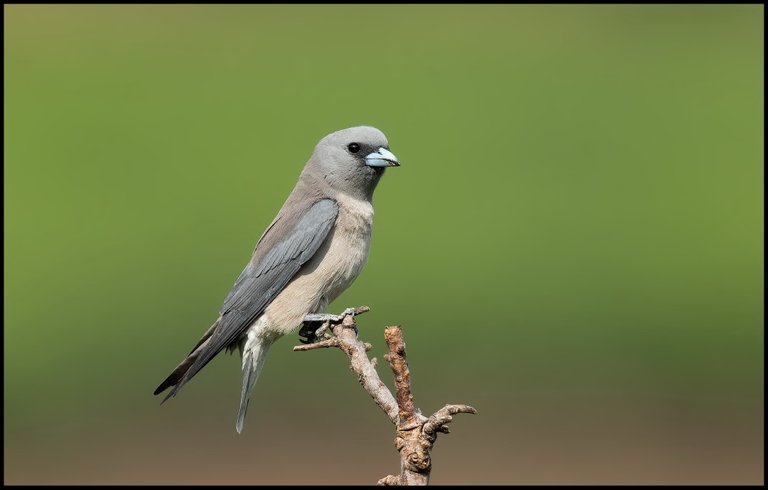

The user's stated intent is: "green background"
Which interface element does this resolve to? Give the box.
[4,5,763,484]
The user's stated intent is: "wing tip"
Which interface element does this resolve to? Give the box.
[153,369,189,401]
[155,381,184,404]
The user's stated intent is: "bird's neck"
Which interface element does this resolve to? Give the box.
[302,167,382,203]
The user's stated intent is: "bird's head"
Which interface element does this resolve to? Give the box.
[306,126,400,201]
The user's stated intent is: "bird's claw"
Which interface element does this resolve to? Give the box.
[303,307,358,324]
[298,320,328,344]
[341,307,358,318]
[299,308,360,344]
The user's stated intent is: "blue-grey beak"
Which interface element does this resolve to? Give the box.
[364,147,400,167]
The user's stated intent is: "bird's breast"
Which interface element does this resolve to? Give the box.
[262,194,374,334]
[323,194,375,298]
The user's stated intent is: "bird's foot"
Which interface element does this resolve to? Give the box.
[303,307,357,324]
[298,320,329,344]
[299,307,368,344]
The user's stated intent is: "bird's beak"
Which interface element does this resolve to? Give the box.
[365,147,400,167]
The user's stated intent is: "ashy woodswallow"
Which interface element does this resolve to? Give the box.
[154,126,399,433]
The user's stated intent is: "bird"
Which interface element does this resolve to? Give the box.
[153,126,400,433]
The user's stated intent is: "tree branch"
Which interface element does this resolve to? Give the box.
[293,306,476,485]
[384,326,419,427]
[295,306,398,423]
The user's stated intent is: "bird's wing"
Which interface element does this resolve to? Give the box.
[164,198,339,399]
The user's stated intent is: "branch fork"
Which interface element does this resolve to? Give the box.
[294,306,476,485]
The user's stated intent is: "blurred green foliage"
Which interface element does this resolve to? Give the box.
[4,4,763,484]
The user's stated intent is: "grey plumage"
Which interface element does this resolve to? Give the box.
[154,126,399,432]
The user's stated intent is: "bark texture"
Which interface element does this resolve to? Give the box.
[294,306,476,485]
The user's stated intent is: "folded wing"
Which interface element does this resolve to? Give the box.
[155,198,339,399]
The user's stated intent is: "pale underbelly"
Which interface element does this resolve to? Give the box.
[257,223,371,337]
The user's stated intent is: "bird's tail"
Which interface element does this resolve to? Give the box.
[236,334,274,434]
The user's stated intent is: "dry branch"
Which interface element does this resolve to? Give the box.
[293,306,476,485]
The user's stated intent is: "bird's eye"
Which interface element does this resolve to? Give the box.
[347,143,360,153]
